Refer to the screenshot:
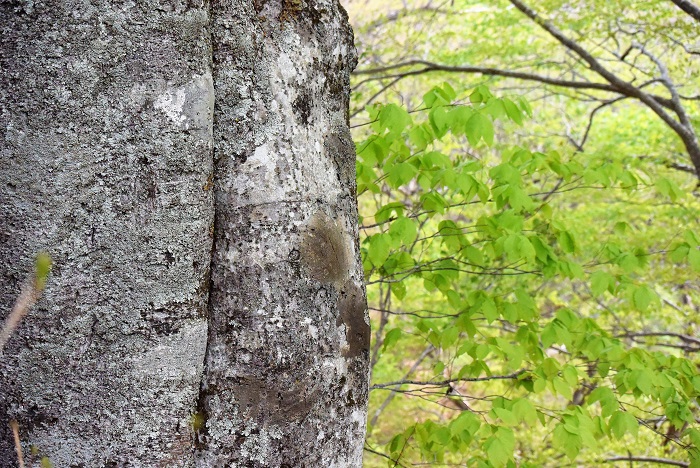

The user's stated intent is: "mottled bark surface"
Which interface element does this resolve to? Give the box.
[196,1,368,466]
[0,1,214,465]
[0,0,367,466]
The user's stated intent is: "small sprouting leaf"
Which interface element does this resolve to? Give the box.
[190,412,205,431]
[35,252,52,290]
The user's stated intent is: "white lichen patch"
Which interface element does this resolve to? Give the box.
[240,422,284,464]
[155,88,187,124]
[277,52,297,82]
[129,319,207,380]
[154,73,214,138]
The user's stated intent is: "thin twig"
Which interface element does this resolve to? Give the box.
[9,419,25,468]
[0,282,40,353]
[0,253,51,353]
[604,456,688,467]
[371,370,526,390]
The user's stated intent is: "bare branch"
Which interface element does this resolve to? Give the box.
[669,0,700,21]
[507,0,700,178]
[371,370,526,390]
[364,443,410,468]
[369,346,434,427]
[616,331,700,345]
[604,456,689,467]
[354,59,619,93]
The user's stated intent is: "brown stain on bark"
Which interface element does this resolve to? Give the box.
[231,377,319,423]
[299,211,350,284]
[280,0,304,22]
[299,211,369,359]
[337,280,370,359]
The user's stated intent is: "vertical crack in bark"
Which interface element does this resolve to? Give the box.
[193,0,217,452]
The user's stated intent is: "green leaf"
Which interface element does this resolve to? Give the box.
[502,98,523,125]
[609,411,638,439]
[378,103,412,138]
[590,271,613,297]
[391,281,406,300]
[375,202,404,223]
[689,248,700,272]
[558,231,576,254]
[512,399,538,426]
[633,285,656,312]
[553,422,582,459]
[450,411,480,438]
[464,112,494,146]
[493,407,518,426]
[518,96,533,116]
[655,177,684,201]
[553,377,573,400]
[440,326,460,348]
[634,369,654,395]
[388,433,407,454]
[562,365,578,387]
[382,328,402,351]
[484,427,515,468]
[368,234,391,267]
[386,162,418,188]
[613,221,629,235]
[481,297,498,323]
[388,217,418,245]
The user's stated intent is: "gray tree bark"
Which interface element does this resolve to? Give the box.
[0,1,367,466]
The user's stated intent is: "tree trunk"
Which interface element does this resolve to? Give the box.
[0,1,367,466]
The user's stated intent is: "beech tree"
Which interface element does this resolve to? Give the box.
[0,1,369,466]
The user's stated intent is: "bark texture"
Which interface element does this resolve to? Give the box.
[0,0,366,466]
[0,1,215,464]
[195,1,369,466]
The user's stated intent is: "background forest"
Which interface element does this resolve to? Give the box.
[342,0,700,466]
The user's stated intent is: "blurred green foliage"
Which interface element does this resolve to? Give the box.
[346,0,700,466]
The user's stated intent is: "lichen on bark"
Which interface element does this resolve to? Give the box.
[0,1,215,465]
[196,0,368,466]
[0,0,366,466]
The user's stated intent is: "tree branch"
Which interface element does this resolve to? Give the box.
[369,346,434,427]
[669,0,700,21]
[507,0,700,178]
[371,370,526,390]
[604,456,689,467]
[354,59,619,93]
